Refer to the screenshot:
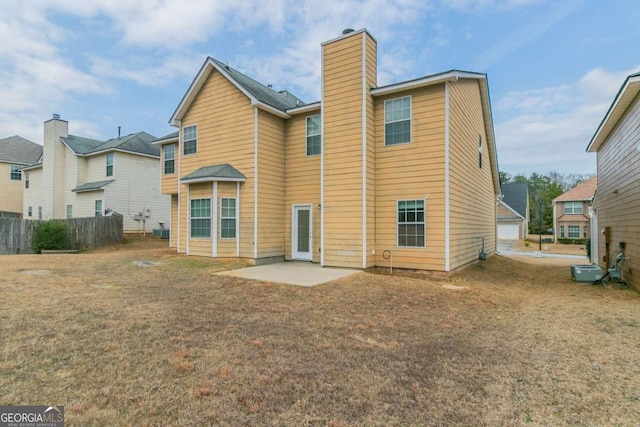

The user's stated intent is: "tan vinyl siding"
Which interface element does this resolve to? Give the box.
[0,162,25,213]
[374,86,447,270]
[448,79,496,270]
[285,110,321,262]
[179,69,255,257]
[161,143,179,195]
[595,93,640,291]
[322,31,373,268]
[257,110,286,259]
[170,195,178,248]
[364,35,377,268]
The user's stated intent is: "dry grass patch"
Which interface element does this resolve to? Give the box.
[1,238,639,425]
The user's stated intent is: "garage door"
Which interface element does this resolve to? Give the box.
[498,224,519,240]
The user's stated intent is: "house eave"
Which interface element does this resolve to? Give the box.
[181,177,246,185]
[286,101,321,115]
[587,74,640,152]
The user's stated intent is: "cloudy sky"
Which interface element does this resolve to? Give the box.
[1,0,638,175]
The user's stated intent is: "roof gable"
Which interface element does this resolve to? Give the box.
[500,183,528,218]
[0,136,43,164]
[62,132,159,157]
[170,57,304,126]
[553,176,597,203]
[587,72,640,152]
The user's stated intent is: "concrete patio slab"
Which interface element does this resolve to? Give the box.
[215,261,361,287]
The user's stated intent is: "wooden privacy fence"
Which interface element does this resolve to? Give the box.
[0,214,123,255]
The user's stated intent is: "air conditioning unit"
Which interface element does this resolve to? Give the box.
[571,265,603,283]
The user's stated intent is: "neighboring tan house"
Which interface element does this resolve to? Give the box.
[0,136,42,215]
[552,176,597,242]
[23,115,170,233]
[497,183,528,240]
[587,71,640,290]
[154,28,500,272]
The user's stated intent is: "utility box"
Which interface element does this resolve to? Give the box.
[152,229,170,239]
[571,265,603,283]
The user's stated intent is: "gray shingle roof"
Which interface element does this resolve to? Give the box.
[501,183,528,218]
[62,132,159,157]
[71,179,115,192]
[153,131,179,143]
[0,136,43,164]
[181,164,246,182]
[211,58,304,111]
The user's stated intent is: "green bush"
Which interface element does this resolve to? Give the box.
[557,238,587,245]
[34,221,70,252]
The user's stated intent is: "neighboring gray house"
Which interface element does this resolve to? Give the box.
[23,115,170,232]
[497,183,529,240]
[0,135,43,215]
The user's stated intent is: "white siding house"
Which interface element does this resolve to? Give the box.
[23,115,170,233]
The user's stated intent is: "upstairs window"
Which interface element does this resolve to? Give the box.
[384,96,411,145]
[397,199,425,247]
[106,153,114,177]
[10,165,21,180]
[164,144,175,174]
[220,198,237,239]
[183,125,197,155]
[564,201,583,215]
[306,114,321,156]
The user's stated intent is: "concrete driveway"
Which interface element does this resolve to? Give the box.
[497,240,587,260]
[215,261,361,287]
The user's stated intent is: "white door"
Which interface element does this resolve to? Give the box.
[498,224,519,240]
[293,205,312,260]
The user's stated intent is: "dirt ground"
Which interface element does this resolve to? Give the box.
[1,237,639,426]
[511,236,588,256]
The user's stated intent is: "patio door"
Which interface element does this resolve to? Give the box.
[293,205,312,261]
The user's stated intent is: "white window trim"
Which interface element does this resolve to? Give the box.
[384,95,412,146]
[567,225,580,238]
[66,205,72,219]
[306,114,321,156]
[183,125,198,156]
[190,197,211,239]
[163,144,176,175]
[397,198,426,248]
[10,165,21,180]
[564,201,583,215]
[220,197,237,240]
[95,200,103,217]
[106,153,114,177]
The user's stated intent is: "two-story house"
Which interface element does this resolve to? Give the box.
[23,115,170,233]
[552,176,597,241]
[154,28,500,272]
[0,136,42,216]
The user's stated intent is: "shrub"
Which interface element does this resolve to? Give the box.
[34,220,70,252]
[557,238,587,245]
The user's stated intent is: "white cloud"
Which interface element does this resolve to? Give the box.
[495,67,639,175]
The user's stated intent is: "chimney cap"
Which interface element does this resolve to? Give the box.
[52,113,61,120]
[342,28,355,35]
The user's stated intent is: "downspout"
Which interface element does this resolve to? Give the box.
[254,107,259,260]
[361,32,368,269]
[444,81,451,271]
